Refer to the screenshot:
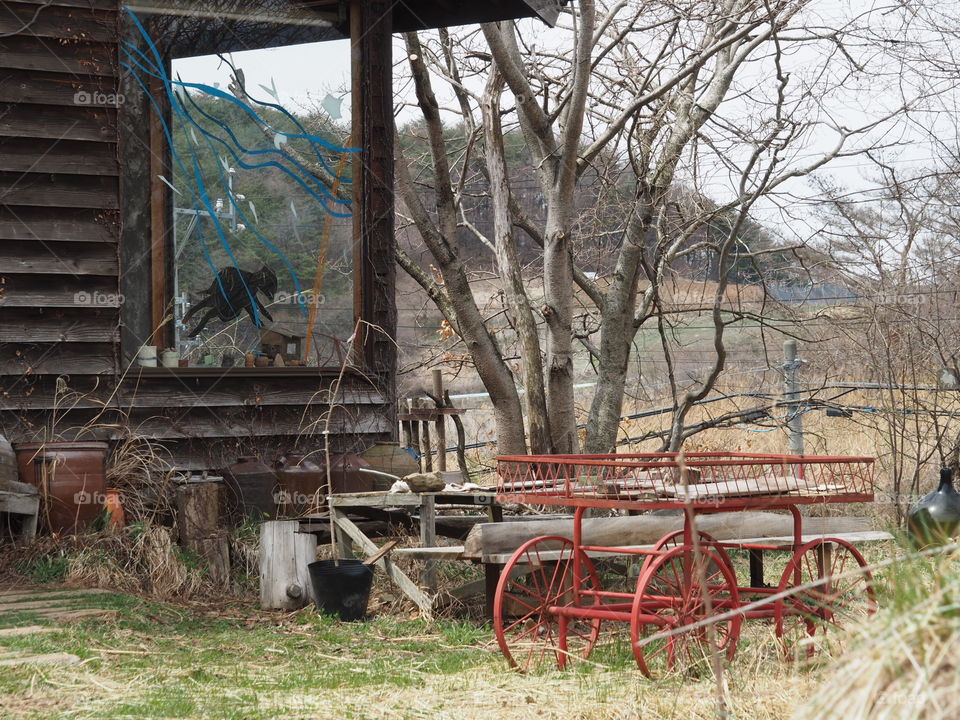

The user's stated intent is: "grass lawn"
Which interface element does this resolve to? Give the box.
[0,587,822,720]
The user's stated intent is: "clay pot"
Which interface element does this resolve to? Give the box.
[359,442,418,489]
[104,489,125,531]
[909,467,960,547]
[14,441,108,534]
[222,456,280,520]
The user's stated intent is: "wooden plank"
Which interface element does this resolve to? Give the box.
[149,72,170,349]
[0,240,118,275]
[13,0,115,10]
[392,546,465,560]
[0,308,118,344]
[0,626,62,637]
[353,0,397,403]
[0,343,116,375]
[0,37,118,76]
[0,588,112,601]
[0,3,116,42]
[0,599,85,612]
[0,275,121,308]
[0,377,384,411]
[0,138,118,176]
[466,513,879,561]
[0,207,118,243]
[114,408,392,440]
[0,652,80,666]
[0,103,116,142]
[481,531,895,564]
[0,69,119,107]
[332,509,433,616]
[420,493,437,590]
[0,171,119,209]
[29,608,117,621]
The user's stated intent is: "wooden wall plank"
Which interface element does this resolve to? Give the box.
[14,0,116,10]
[0,207,118,243]
[0,138,118,176]
[1,375,388,411]
[0,36,118,76]
[0,308,118,343]
[0,172,119,209]
[0,69,120,107]
[0,275,121,308]
[0,3,116,43]
[0,342,116,375]
[0,240,118,275]
[0,103,116,142]
[0,406,391,442]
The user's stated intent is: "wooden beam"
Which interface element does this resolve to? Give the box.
[149,72,170,348]
[331,508,433,616]
[351,0,397,409]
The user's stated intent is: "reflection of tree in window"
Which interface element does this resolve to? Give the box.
[126,6,355,367]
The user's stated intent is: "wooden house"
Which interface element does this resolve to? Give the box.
[0,0,560,471]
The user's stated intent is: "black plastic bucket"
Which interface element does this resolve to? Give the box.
[308,559,374,621]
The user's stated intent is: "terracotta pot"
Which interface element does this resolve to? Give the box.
[14,441,108,535]
[222,456,279,520]
[104,489,125,531]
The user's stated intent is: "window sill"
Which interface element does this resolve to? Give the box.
[131,366,360,379]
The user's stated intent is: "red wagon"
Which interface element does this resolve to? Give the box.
[492,452,878,675]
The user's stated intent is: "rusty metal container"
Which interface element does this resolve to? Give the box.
[222,456,279,520]
[14,441,108,534]
[276,452,373,515]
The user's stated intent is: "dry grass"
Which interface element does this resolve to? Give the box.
[795,545,960,720]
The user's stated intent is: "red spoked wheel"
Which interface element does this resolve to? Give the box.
[774,538,876,661]
[493,535,602,671]
[630,545,741,678]
[652,530,735,577]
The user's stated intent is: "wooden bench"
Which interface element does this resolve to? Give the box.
[0,481,40,544]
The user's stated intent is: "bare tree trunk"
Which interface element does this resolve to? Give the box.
[482,66,552,454]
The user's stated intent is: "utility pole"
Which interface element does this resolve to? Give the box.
[783,339,804,455]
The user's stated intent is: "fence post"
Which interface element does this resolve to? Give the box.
[783,339,804,455]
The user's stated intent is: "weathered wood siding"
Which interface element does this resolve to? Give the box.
[0,0,394,472]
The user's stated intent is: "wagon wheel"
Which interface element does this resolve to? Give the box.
[652,530,735,578]
[630,545,741,678]
[774,538,876,661]
[493,535,602,672]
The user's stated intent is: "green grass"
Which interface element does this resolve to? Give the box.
[0,593,498,720]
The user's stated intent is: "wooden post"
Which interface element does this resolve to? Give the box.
[259,520,318,610]
[420,493,437,591]
[331,507,355,558]
[175,480,230,590]
[421,419,432,472]
[408,398,421,469]
[432,369,447,472]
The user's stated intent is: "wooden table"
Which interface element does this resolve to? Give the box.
[327,490,500,617]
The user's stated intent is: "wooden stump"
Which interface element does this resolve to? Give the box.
[175,480,231,591]
[259,520,318,610]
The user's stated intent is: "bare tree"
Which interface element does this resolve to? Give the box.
[395,0,941,455]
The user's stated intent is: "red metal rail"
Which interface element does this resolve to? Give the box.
[496,452,875,510]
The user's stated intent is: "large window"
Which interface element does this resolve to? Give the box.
[124,3,358,368]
